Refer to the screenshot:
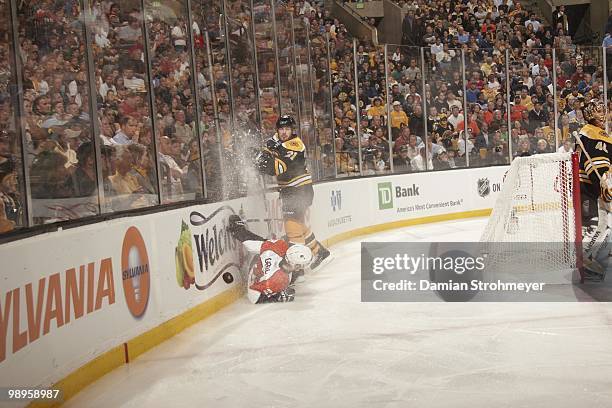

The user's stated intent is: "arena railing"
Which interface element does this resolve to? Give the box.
[0,0,610,242]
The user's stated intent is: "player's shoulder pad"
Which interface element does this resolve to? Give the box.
[281,137,306,153]
[580,124,612,144]
[260,239,289,256]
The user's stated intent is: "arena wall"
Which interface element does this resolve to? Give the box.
[0,165,508,407]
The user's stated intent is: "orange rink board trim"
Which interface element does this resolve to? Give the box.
[27,208,492,408]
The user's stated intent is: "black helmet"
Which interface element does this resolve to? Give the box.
[276,115,296,129]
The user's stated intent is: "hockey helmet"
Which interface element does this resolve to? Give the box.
[583,99,606,126]
[276,115,296,129]
[285,244,312,268]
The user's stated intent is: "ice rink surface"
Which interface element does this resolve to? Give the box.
[64,218,612,408]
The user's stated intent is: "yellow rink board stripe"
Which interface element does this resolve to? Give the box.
[28,287,242,408]
[28,208,491,407]
[322,208,492,248]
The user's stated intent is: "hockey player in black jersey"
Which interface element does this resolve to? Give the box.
[575,99,612,280]
[254,115,331,275]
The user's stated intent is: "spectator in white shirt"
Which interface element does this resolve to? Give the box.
[525,13,541,32]
[117,16,142,44]
[458,130,475,157]
[430,37,443,57]
[557,138,574,153]
[447,106,465,129]
[99,117,116,146]
[113,116,138,145]
[411,147,429,171]
[446,93,462,111]
[392,47,402,63]
[99,74,116,101]
[299,1,315,16]
[171,21,187,52]
[123,68,146,92]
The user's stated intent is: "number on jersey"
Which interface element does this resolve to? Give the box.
[595,141,608,153]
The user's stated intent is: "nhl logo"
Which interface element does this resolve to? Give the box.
[477,178,490,198]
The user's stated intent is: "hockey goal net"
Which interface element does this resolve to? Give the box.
[480,152,583,276]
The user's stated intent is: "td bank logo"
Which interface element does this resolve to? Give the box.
[378,182,421,210]
[378,182,394,209]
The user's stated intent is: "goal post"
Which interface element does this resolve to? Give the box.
[572,152,584,282]
[480,152,584,281]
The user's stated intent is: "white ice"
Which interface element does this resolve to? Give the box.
[63,218,612,408]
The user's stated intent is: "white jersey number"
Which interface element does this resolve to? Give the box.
[595,141,608,153]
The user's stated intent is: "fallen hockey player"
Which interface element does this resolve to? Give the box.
[228,214,312,303]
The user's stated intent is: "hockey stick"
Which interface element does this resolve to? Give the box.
[258,174,275,234]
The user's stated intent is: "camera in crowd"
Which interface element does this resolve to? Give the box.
[362,147,379,162]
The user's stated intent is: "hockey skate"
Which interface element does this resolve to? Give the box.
[583,257,606,282]
[259,287,296,303]
[310,245,331,271]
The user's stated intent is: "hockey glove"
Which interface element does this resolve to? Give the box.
[265,137,281,151]
[601,171,612,208]
[228,214,247,237]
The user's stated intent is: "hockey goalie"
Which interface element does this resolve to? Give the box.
[576,99,612,281]
[228,214,312,303]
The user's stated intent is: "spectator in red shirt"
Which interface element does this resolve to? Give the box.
[508,95,527,122]
[393,127,413,154]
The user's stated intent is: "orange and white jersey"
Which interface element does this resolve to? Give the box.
[245,239,291,303]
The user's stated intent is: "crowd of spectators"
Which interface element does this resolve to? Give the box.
[252,0,281,133]
[190,0,226,201]
[10,0,261,226]
[293,2,366,176]
[9,0,212,225]
[1,0,611,234]
[92,0,207,209]
[308,0,612,175]
[0,0,22,233]
[395,0,610,170]
[272,0,603,175]
[15,0,101,224]
[295,3,342,177]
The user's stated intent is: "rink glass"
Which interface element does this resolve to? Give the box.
[15,0,101,224]
[145,0,204,204]
[1,1,611,237]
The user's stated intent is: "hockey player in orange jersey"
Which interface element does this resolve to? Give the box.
[228,214,312,303]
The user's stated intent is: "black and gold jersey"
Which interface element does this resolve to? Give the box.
[261,134,312,188]
[576,124,612,202]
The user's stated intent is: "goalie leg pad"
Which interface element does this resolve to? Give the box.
[583,199,612,262]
